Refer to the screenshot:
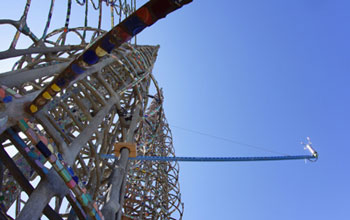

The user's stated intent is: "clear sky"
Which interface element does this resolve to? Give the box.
[1,1,350,220]
[137,1,350,219]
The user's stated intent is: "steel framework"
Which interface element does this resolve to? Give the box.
[0,1,190,219]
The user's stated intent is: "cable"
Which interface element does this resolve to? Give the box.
[100,154,316,162]
[170,124,290,156]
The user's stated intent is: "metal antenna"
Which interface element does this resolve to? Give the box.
[301,137,318,162]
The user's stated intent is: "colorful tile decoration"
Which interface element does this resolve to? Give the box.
[122,15,147,36]
[1,0,193,217]
[6,128,49,174]
[136,7,154,26]
[27,0,192,114]
[0,85,23,105]
[83,50,99,65]
[0,88,5,99]
[2,96,12,103]
[0,180,19,211]
[0,155,34,211]
[15,119,104,220]
[1,83,102,218]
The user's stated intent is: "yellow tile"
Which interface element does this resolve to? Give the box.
[42,91,52,100]
[51,84,61,92]
[29,104,38,113]
[95,46,107,57]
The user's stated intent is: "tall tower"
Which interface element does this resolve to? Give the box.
[0,1,188,219]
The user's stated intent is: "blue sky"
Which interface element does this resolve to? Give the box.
[1,0,350,219]
[137,1,350,219]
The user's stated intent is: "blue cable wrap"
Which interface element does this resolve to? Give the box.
[100,154,315,162]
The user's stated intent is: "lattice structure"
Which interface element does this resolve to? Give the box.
[124,92,183,219]
[0,1,190,219]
